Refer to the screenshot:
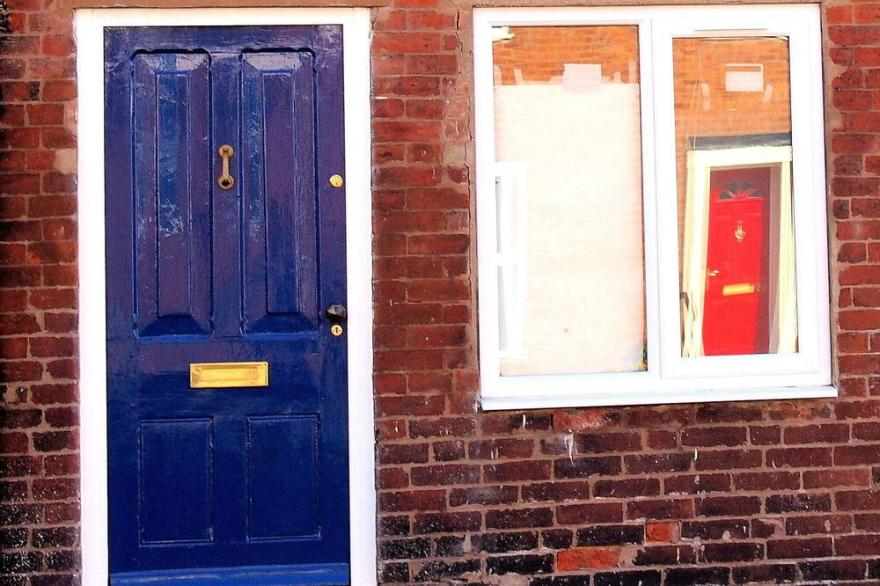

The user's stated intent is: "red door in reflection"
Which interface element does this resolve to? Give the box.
[702,166,772,356]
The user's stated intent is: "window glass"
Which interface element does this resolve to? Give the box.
[673,36,798,357]
[492,26,646,376]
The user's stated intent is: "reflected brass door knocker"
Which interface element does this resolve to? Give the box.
[217,144,235,190]
[734,221,745,243]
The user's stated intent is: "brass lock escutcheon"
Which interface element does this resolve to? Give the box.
[326,304,347,336]
[217,145,235,190]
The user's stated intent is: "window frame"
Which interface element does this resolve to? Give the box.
[474,5,834,411]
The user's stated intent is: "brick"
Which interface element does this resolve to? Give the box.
[835,444,880,465]
[696,496,761,517]
[694,449,762,470]
[379,490,446,512]
[554,456,621,478]
[576,524,643,546]
[835,533,880,555]
[577,431,641,453]
[379,516,409,537]
[682,426,746,447]
[696,404,762,423]
[665,567,729,586]
[594,571,661,586]
[380,562,408,583]
[472,531,538,553]
[379,537,430,560]
[733,471,800,491]
[644,522,678,543]
[837,489,880,511]
[0,410,41,430]
[557,547,621,571]
[801,559,868,582]
[633,545,696,566]
[486,553,553,575]
[480,413,553,434]
[541,529,573,550]
[784,423,850,444]
[766,447,832,468]
[786,514,852,536]
[413,559,480,581]
[765,493,831,513]
[31,527,76,548]
[376,395,444,417]
[593,478,660,498]
[624,453,691,474]
[681,519,749,540]
[411,464,480,486]
[449,485,517,507]
[731,564,797,584]
[556,408,620,430]
[556,503,623,525]
[766,537,833,559]
[702,541,763,562]
[664,473,731,495]
[486,507,553,529]
[521,481,590,502]
[434,535,464,556]
[484,460,551,482]
[626,499,693,521]
[0,360,43,382]
[432,440,464,462]
[413,512,481,533]
[32,431,76,452]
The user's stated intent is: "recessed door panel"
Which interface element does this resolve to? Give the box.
[242,52,319,333]
[132,53,212,337]
[247,416,320,540]
[139,419,214,544]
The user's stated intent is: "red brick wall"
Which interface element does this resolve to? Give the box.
[492,26,639,85]
[2,1,880,585]
[0,0,80,583]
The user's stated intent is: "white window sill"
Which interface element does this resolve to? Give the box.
[479,385,838,411]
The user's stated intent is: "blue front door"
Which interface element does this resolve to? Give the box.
[104,26,349,584]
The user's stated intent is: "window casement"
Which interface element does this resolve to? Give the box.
[474,5,833,410]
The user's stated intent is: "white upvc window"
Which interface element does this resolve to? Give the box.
[474,5,833,410]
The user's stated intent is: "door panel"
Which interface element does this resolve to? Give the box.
[105,26,349,583]
[132,52,212,337]
[241,51,319,333]
[139,419,214,544]
[247,416,320,540]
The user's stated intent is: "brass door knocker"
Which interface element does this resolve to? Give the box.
[217,144,235,190]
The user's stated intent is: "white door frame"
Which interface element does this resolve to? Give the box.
[75,9,376,584]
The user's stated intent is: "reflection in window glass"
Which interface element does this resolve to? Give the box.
[674,37,798,357]
[492,26,646,376]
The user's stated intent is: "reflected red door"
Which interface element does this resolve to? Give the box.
[702,166,772,356]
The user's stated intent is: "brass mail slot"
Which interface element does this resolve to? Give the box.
[722,283,756,297]
[190,362,269,389]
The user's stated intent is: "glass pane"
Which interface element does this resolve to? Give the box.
[492,26,646,376]
[673,36,798,357]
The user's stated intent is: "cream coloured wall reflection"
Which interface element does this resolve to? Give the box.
[493,26,646,376]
